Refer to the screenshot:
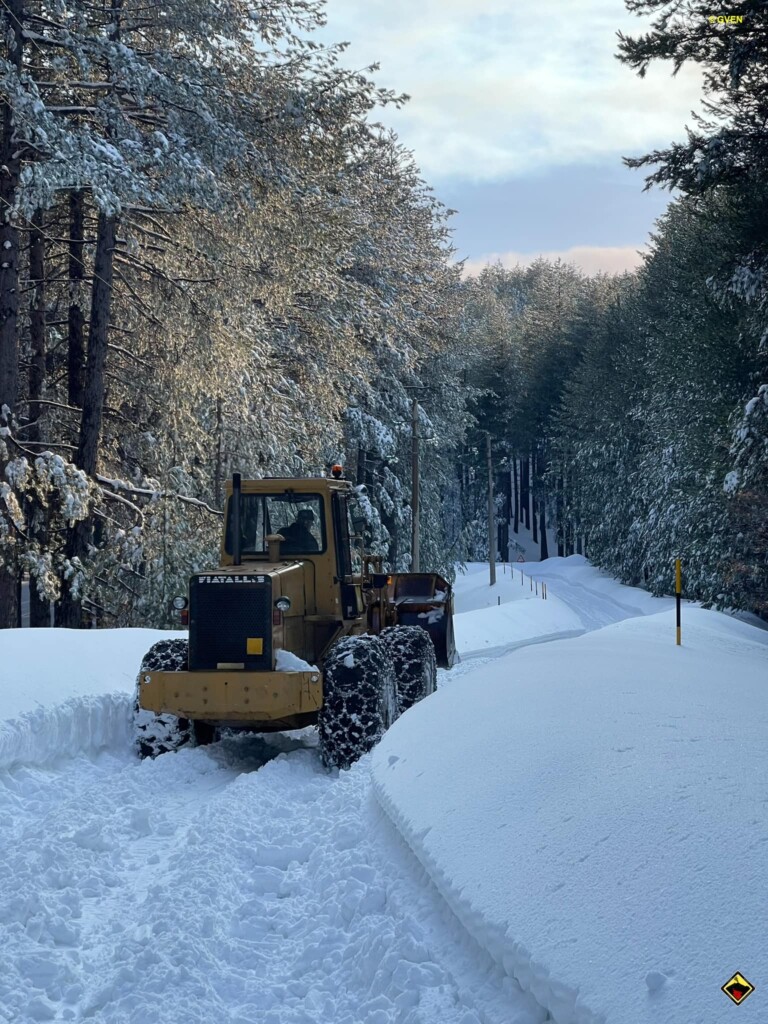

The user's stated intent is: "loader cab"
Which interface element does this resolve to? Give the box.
[331,489,364,619]
[220,477,364,624]
[223,491,328,557]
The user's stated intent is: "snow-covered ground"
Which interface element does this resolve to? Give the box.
[1,558,766,1023]
[0,628,183,771]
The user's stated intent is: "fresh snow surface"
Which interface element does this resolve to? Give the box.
[452,557,672,660]
[0,628,182,771]
[274,649,319,673]
[374,576,768,1024]
[1,560,767,1024]
[453,562,583,660]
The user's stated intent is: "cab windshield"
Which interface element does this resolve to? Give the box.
[225,493,326,556]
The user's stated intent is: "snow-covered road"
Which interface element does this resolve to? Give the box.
[521,558,674,632]
[2,557,766,1024]
[1,730,534,1024]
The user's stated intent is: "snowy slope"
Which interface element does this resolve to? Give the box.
[452,557,672,660]
[373,604,768,1024]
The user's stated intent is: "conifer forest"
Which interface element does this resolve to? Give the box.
[1,0,766,629]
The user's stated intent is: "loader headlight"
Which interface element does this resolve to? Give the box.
[172,596,188,610]
[275,597,291,612]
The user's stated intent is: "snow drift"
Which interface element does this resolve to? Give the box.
[0,628,181,770]
[373,606,768,1024]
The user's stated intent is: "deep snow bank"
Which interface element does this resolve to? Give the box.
[453,562,584,659]
[452,557,673,653]
[0,628,183,769]
[372,607,768,1024]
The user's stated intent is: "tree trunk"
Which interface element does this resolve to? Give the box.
[521,455,530,531]
[512,457,519,534]
[486,433,496,585]
[539,493,549,560]
[67,190,86,409]
[500,465,511,561]
[0,0,24,629]
[28,210,45,443]
[75,212,116,477]
[0,0,22,419]
[76,213,116,477]
[213,395,223,508]
[29,579,51,627]
[58,213,117,628]
[563,468,572,557]
[531,454,538,544]
[28,210,51,628]
[381,502,398,571]
[557,474,564,557]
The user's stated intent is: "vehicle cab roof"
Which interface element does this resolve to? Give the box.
[224,477,354,496]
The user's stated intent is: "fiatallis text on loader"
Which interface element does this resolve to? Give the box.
[134,467,456,769]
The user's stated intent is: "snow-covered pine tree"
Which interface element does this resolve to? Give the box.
[618,0,768,611]
[0,0,25,625]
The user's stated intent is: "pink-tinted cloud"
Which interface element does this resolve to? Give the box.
[460,245,647,278]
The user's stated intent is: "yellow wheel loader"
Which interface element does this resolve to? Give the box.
[135,469,456,768]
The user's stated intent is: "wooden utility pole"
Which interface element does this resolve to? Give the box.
[0,0,24,629]
[411,397,420,571]
[487,433,496,585]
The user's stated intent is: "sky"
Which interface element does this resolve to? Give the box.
[314,0,706,276]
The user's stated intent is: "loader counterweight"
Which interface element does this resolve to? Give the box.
[140,668,322,726]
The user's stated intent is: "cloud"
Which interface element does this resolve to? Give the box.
[316,0,704,183]
[460,245,647,277]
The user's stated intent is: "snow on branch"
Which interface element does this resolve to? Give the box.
[96,475,223,516]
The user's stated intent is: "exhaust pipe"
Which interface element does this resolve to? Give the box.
[232,472,242,566]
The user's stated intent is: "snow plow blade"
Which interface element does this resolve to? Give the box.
[388,573,457,669]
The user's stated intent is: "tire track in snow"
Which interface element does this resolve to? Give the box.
[522,569,662,632]
[1,729,545,1024]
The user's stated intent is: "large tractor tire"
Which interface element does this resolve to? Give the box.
[380,625,437,715]
[134,638,193,759]
[319,634,397,770]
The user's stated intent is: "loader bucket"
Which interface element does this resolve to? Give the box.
[388,573,457,669]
